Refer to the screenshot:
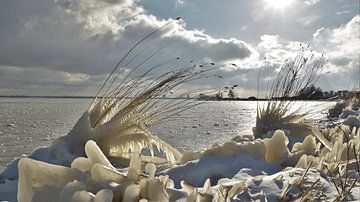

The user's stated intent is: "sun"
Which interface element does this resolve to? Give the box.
[265,0,294,10]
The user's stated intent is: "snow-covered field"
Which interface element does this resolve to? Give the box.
[2,98,355,202]
[0,98,333,173]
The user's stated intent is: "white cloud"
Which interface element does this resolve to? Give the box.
[227,14,359,92]
[313,15,360,73]
[240,15,360,91]
[175,0,184,8]
[304,0,320,6]
[0,0,257,95]
[0,0,358,95]
[0,65,99,95]
[336,10,350,15]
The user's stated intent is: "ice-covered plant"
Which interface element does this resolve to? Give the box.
[61,18,223,164]
[253,46,327,138]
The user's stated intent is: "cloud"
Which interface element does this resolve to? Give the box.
[336,10,350,15]
[313,15,359,72]
[175,0,184,8]
[0,0,358,96]
[0,65,102,96]
[222,15,359,94]
[249,15,360,91]
[304,0,321,6]
[0,0,257,95]
[312,16,360,89]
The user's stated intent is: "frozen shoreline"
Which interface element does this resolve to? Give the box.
[0,98,334,170]
[1,99,359,201]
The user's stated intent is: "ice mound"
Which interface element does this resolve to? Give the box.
[291,135,317,155]
[14,138,359,202]
[297,124,360,173]
[339,108,359,119]
[16,140,251,202]
[343,115,360,128]
[17,140,169,202]
[163,130,290,187]
[180,130,288,165]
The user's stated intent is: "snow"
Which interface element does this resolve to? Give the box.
[1,135,360,201]
[1,99,358,201]
[343,115,360,128]
[340,108,359,119]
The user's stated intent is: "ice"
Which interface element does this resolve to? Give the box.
[17,158,82,202]
[2,99,358,201]
[343,115,360,128]
[4,131,360,201]
[340,108,359,118]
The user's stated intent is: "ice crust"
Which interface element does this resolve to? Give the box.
[12,123,360,201]
[0,102,359,201]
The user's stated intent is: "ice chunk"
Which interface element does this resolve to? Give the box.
[263,130,289,163]
[17,158,80,202]
[145,163,156,177]
[91,163,126,184]
[94,189,113,202]
[128,153,141,182]
[70,190,94,202]
[71,157,92,172]
[140,178,169,201]
[85,140,115,170]
[301,135,317,155]
[122,184,140,202]
[59,180,87,201]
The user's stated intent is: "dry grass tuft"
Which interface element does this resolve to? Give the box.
[254,46,326,138]
[65,18,222,164]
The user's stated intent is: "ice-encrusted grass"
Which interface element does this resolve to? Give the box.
[253,46,327,139]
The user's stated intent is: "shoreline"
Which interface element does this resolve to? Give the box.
[0,95,339,102]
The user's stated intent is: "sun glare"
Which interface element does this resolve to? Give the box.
[265,0,294,10]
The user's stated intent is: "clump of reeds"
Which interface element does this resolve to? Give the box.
[253,45,327,138]
[64,18,222,164]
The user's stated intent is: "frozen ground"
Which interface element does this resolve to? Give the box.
[2,98,357,202]
[0,98,334,173]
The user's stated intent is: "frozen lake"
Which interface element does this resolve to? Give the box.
[0,98,334,172]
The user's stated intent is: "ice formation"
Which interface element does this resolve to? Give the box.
[16,140,248,202]
[253,48,328,140]
[17,140,164,202]
[1,101,358,201]
[1,21,216,181]
[340,108,359,119]
[297,124,360,173]
[15,123,360,201]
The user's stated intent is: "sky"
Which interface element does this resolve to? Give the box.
[0,0,359,96]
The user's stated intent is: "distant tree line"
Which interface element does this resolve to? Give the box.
[295,85,359,100]
[198,84,359,101]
